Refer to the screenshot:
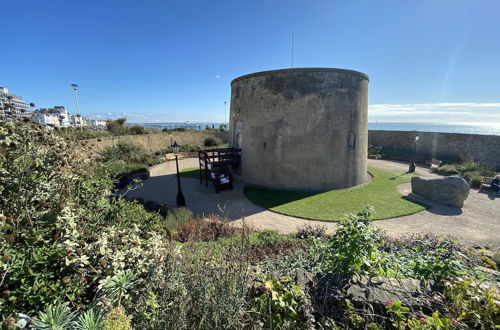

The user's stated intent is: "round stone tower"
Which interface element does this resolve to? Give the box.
[228,68,369,191]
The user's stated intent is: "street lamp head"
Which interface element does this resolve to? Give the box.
[171,141,180,154]
[70,83,79,90]
[415,133,420,143]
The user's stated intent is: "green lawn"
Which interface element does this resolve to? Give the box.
[243,167,427,221]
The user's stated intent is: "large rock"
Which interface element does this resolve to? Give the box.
[411,176,470,208]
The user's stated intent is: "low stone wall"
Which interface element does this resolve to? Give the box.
[87,131,228,153]
[369,130,500,168]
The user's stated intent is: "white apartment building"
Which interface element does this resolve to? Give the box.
[32,106,71,128]
[89,119,107,130]
[0,86,31,121]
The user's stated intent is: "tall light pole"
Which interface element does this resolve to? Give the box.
[70,83,81,129]
[224,101,227,130]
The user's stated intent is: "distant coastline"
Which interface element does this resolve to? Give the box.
[126,121,500,136]
[368,122,500,136]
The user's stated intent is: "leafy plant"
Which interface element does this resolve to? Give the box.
[437,164,460,176]
[252,275,311,329]
[32,302,76,330]
[102,306,131,330]
[443,276,499,329]
[73,309,104,330]
[164,207,193,230]
[368,145,385,159]
[103,270,138,306]
[316,205,383,275]
[385,301,410,330]
[296,224,327,239]
[457,161,482,174]
[204,136,222,147]
[99,140,155,165]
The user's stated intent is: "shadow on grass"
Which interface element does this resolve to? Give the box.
[243,185,322,210]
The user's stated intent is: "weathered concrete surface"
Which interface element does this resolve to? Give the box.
[86,131,228,154]
[411,176,470,208]
[229,68,369,191]
[369,130,500,168]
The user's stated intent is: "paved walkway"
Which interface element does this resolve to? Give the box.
[121,158,500,249]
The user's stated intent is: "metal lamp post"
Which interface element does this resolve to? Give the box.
[70,83,82,129]
[172,141,186,207]
[409,133,420,173]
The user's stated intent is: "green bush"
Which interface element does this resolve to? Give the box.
[204,136,222,147]
[99,140,156,165]
[251,275,313,329]
[128,125,146,135]
[164,207,193,230]
[0,122,164,317]
[469,175,483,188]
[437,164,459,176]
[457,161,482,173]
[368,145,385,159]
[102,307,131,330]
[315,205,382,275]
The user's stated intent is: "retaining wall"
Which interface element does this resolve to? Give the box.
[368,130,500,167]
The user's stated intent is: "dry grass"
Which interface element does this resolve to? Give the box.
[87,130,228,154]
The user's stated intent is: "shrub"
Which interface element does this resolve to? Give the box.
[31,302,76,329]
[296,224,327,239]
[131,242,250,329]
[106,118,128,136]
[204,136,222,147]
[251,275,313,329]
[437,164,459,176]
[443,277,499,329]
[173,127,186,132]
[99,140,155,165]
[102,307,131,330]
[128,125,146,135]
[457,161,482,174]
[171,215,242,242]
[315,205,382,275]
[469,175,483,188]
[368,145,385,159]
[164,207,193,230]
[0,123,113,315]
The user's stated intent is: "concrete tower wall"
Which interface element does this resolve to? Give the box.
[229,68,369,191]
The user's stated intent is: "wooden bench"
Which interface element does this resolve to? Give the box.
[479,177,495,192]
[426,158,442,172]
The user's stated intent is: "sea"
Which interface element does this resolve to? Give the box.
[128,122,500,136]
[368,122,500,136]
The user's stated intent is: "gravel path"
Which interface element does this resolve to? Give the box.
[121,158,500,249]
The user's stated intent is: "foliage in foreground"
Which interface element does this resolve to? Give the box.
[1,122,499,329]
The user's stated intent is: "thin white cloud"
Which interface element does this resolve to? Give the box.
[369,102,500,123]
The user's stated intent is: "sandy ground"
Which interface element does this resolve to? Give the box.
[121,158,500,249]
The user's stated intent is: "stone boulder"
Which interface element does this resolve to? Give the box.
[411,176,470,208]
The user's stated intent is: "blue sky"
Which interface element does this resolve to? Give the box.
[2,0,499,123]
